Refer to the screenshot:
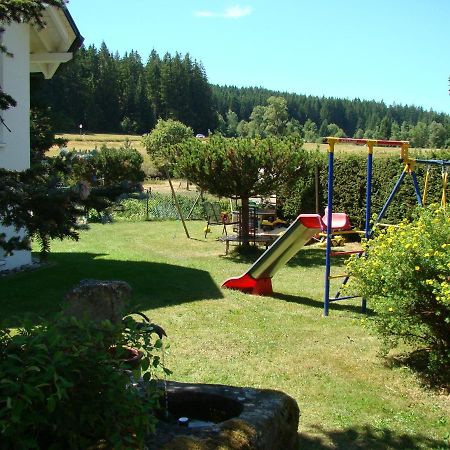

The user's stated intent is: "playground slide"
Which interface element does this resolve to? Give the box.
[222,214,324,295]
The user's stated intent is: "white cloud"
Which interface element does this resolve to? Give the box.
[195,5,253,19]
[224,5,252,18]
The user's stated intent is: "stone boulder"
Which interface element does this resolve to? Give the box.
[63,279,131,323]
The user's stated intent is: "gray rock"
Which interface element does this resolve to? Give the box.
[63,279,131,323]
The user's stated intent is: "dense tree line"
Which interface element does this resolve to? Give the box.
[213,86,450,147]
[32,43,216,135]
[33,42,450,146]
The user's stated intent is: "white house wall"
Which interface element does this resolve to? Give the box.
[1,23,30,170]
[0,23,32,269]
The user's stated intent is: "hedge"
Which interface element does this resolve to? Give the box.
[281,149,450,229]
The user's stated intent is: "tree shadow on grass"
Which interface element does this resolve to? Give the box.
[384,351,450,392]
[272,292,366,314]
[298,424,448,449]
[0,252,223,327]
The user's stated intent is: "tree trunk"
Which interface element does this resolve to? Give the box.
[240,196,250,246]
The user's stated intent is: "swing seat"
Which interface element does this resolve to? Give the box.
[322,212,352,230]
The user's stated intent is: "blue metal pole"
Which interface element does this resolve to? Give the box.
[411,171,423,206]
[361,146,374,313]
[370,167,407,237]
[415,159,450,166]
[324,143,335,317]
[365,148,374,240]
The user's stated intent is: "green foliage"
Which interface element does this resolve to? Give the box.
[410,122,429,148]
[142,118,193,170]
[26,34,450,142]
[0,143,145,258]
[0,0,87,260]
[0,164,86,259]
[225,110,239,137]
[280,147,323,218]
[30,107,67,163]
[67,145,145,186]
[34,47,216,134]
[56,145,146,222]
[176,135,305,240]
[326,123,346,138]
[0,0,65,27]
[428,121,447,149]
[235,96,304,139]
[303,119,319,142]
[120,116,139,134]
[346,206,450,381]
[282,150,450,228]
[0,314,168,448]
[213,86,450,146]
[28,35,450,143]
[177,135,303,199]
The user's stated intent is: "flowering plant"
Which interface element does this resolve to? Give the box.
[346,205,450,381]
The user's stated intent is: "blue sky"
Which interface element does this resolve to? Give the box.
[68,0,450,113]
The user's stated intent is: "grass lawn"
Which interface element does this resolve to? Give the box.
[1,221,448,449]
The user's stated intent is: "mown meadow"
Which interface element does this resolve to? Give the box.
[1,220,448,449]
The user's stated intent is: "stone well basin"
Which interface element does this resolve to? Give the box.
[147,381,300,450]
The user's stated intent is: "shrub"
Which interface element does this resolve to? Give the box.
[282,149,450,229]
[30,107,67,164]
[346,206,450,381]
[68,144,145,186]
[142,118,193,171]
[176,135,304,240]
[0,165,87,259]
[0,314,168,448]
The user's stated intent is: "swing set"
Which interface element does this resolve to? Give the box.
[322,137,449,316]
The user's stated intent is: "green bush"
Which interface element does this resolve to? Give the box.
[142,118,193,172]
[282,149,450,229]
[0,314,168,448]
[67,144,145,186]
[346,206,450,381]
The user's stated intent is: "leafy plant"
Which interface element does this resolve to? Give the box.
[176,135,304,241]
[66,145,145,186]
[30,106,67,164]
[346,205,450,382]
[282,149,450,227]
[0,164,87,259]
[0,314,169,449]
[142,118,193,172]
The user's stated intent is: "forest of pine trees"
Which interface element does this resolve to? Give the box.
[32,42,450,147]
[32,43,216,135]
